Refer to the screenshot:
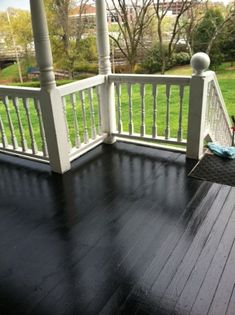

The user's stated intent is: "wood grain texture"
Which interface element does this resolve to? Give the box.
[0,142,234,315]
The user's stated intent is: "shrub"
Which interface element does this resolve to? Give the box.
[141,45,165,73]
[172,52,190,66]
[141,45,190,73]
[74,63,98,74]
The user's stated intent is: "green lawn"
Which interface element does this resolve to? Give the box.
[0,64,23,83]
[114,83,189,140]
[0,62,234,151]
[166,63,235,116]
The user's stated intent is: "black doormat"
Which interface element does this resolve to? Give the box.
[189,153,235,186]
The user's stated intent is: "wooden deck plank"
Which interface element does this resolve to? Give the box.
[190,208,235,315]
[175,189,235,314]
[0,143,234,315]
[226,284,235,315]
[207,210,235,315]
[80,153,187,313]
[117,182,219,314]
[154,185,230,310]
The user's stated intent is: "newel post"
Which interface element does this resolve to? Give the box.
[186,52,211,160]
[96,0,116,143]
[30,0,71,173]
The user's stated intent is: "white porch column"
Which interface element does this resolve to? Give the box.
[30,0,71,173]
[186,53,211,160]
[96,0,116,144]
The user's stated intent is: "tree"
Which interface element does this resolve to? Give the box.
[221,13,235,65]
[152,0,203,74]
[9,9,34,68]
[181,2,207,57]
[193,8,223,54]
[192,5,235,68]
[0,8,34,81]
[45,0,96,78]
[106,0,154,73]
[193,2,235,57]
[205,2,235,55]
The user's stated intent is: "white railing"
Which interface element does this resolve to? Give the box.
[187,53,233,160]
[205,74,232,147]
[109,74,191,151]
[0,54,233,173]
[58,75,107,161]
[0,86,49,162]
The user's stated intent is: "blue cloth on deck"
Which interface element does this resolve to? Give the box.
[208,142,235,159]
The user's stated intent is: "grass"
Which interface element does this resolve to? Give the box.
[0,62,234,152]
[166,63,235,116]
[0,64,22,83]
[115,84,189,140]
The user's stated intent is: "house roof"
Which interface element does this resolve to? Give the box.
[69,4,96,16]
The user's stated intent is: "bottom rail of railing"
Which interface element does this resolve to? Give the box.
[0,145,49,163]
[113,132,187,153]
[69,133,107,162]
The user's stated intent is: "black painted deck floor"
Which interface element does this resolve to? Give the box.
[0,142,234,315]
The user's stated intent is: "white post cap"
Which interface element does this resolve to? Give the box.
[191,52,210,75]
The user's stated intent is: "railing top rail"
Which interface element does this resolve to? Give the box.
[109,74,191,85]
[0,85,40,98]
[211,72,232,133]
[58,75,105,96]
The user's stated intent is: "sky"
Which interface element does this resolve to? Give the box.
[0,0,30,11]
[0,0,231,11]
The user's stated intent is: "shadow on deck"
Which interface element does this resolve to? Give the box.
[0,142,234,315]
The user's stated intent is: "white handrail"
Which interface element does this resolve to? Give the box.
[211,73,232,132]
[0,86,40,98]
[204,74,232,147]
[58,75,105,96]
[109,74,191,85]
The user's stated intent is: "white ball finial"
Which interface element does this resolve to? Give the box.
[191,52,210,75]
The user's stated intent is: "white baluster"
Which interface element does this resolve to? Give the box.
[80,90,89,144]
[140,83,145,137]
[177,85,185,142]
[218,114,226,144]
[12,97,28,152]
[62,97,72,151]
[22,98,38,155]
[211,100,218,136]
[3,96,18,149]
[216,111,223,141]
[152,83,158,138]
[88,88,97,139]
[165,84,171,139]
[116,83,123,133]
[96,86,102,135]
[0,111,8,148]
[205,81,213,129]
[70,93,81,148]
[127,83,134,135]
[209,85,216,125]
[34,98,48,157]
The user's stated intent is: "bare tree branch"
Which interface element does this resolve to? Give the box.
[106,0,154,72]
[153,0,203,74]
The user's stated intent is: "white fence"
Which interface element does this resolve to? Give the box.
[0,86,49,162]
[204,74,232,147]
[58,75,107,162]
[109,74,191,151]
[0,55,233,173]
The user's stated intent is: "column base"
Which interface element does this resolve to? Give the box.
[103,134,116,144]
